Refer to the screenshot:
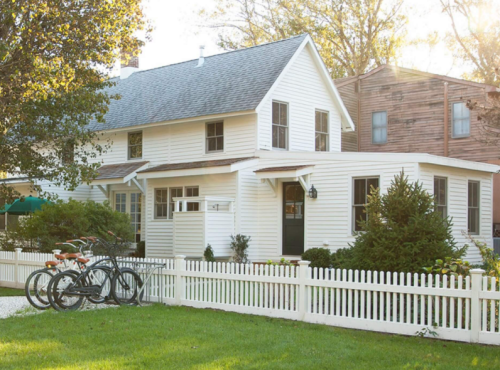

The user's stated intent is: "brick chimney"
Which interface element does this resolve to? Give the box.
[120,51,139,79]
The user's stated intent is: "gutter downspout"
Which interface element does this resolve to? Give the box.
[444,82,449,157]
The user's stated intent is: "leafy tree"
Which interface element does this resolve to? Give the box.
[440,0,500,85]
[0,199,134,254]
[199,0,407,78]
[348,172,466,273]
[0,1,150,201]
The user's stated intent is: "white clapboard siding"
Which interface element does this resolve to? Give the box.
[2,252,499,345]
[207,211,235,257]
[258,44,342,153]
[419,163,493,263]
[173,212,205,256]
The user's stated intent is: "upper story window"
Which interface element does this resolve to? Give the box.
[61,142,75,165]
[352,177,379,232]
[452,102,470,138]
[315,110,329,151]
[206,122,224,153]
[372,111,387,144]
[128,131,143,159]
[272,101,288,150]
[434,176,447,218]
[468,180,480,235]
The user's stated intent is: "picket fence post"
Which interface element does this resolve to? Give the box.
[14,248,22,288]
[298,260,311,320]
[470,268,485,343]
[174,255,186,305]
[52,249,61,258]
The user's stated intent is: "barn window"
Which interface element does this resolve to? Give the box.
[452,102,470,138]
[372,111,387,144]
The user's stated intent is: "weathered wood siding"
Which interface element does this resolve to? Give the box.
[336,82,359,152]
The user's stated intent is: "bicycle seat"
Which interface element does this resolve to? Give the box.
[77,257,90,264]
[55,253,68,260]
[45,260,61,268]
[67,253,82,259]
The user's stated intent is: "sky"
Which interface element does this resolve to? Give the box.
[122,0,479,79]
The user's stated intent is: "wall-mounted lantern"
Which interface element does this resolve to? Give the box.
[308,185,317,199]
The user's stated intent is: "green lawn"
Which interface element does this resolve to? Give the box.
[0,305,499,369]
[0,287,24,296]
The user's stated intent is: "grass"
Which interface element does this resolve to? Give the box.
[0,287,24,297]
[0,305,499,370]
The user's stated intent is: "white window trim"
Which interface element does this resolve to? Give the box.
[351,175,380,234]
[315,109,329,152]
[371,111,387,145]
[127,130,143,160]
[272,100,289,151]
[205,121,224,154]
[451,101,471,139]
[467,179,481,235]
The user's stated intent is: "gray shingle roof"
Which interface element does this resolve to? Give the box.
[95,161,149,180]
[87,34,308,131]
[138,157,256,174]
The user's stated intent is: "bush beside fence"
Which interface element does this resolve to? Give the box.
[1,251,499,345]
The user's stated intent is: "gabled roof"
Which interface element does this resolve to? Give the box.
[88,35,308,132]
[334,65,500,92]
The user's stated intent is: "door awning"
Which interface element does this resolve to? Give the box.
[91,161,149,196]
[254,165,315,197]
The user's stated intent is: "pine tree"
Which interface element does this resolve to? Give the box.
[348,172,466,273]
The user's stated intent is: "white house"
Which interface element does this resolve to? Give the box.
[2,35,498,263]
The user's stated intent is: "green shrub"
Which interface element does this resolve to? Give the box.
[301,248,331,269]
[423,257,471,278]
[330,248,354,269]
[1,199,134,253]
[348,171,466,273]
[230,234,251,263]
[204,244,215,262]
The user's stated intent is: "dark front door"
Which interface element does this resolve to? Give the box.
[283,182,305,255]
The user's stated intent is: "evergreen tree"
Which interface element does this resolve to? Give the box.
[348,172,466,273]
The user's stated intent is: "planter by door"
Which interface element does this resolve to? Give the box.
[282,182,305,255]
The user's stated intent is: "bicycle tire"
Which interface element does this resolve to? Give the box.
[49,271,85,311]
[25,268,54,310]
[111,268,144,305]
[87,265,112,304]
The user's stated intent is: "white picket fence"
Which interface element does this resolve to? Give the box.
[1,249,500,345]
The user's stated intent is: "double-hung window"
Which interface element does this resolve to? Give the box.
[169,188,183,219]
[468,181,480,235]
[154,189,168,219]
[352,177,379,232]
[434,177,447,218]
[186,186,200,211]
[272,101,288,150]
[128,131,143,159]
[206,122,224,152]
[372,111,387,144]
[315,110,329,151]
[452,102,470,138]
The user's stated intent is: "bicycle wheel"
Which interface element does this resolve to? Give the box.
[25,269,54,310]
[111,268,143,305]
[87,266,112,304]
[49,271,85,311]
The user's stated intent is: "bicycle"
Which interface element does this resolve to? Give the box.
[24,238,94,310]
[47,232,143,311]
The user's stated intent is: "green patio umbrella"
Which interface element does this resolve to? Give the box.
[0,196,50,215]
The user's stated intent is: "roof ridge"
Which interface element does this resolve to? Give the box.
[125,34,309,77]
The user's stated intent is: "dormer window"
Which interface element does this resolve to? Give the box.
[128,131,143,159]
[206,122,224,153]
[272,101,288,150]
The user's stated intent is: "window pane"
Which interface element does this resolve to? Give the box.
[453,103,470,137]
[372,112,387,144]
[278,126,287,149]
[354,206,366,231]
[315,111,321,132]
[272,126,279,148]
[216,122,223,136]
[207,138,216,152]
[272,102,280,124]
[207,123,215,137]
[279,103,288,126]
[216,136,223,151]
[367,178,379,194]
[322,112,328,133]
[354,179,366,205]
[187,202,199,211]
